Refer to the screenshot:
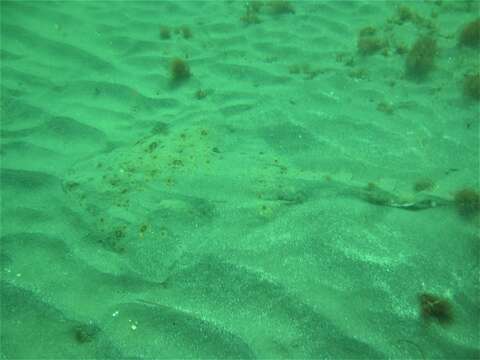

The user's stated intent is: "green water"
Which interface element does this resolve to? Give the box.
[1,1,479,359]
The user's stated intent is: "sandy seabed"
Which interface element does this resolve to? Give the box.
[1,1,479,359]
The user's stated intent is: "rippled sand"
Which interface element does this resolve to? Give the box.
[1,1,479,359]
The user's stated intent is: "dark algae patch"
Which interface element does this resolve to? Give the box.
[405,36,437,80]
[463,72,480,101]
[170,57,191,83]
[357,27,386,56]
[419,293,454,325]
[454,187,480,218]
[72,323,100,344]
[458,18,480,47]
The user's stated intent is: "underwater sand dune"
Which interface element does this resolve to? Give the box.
[1,1,479,359]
